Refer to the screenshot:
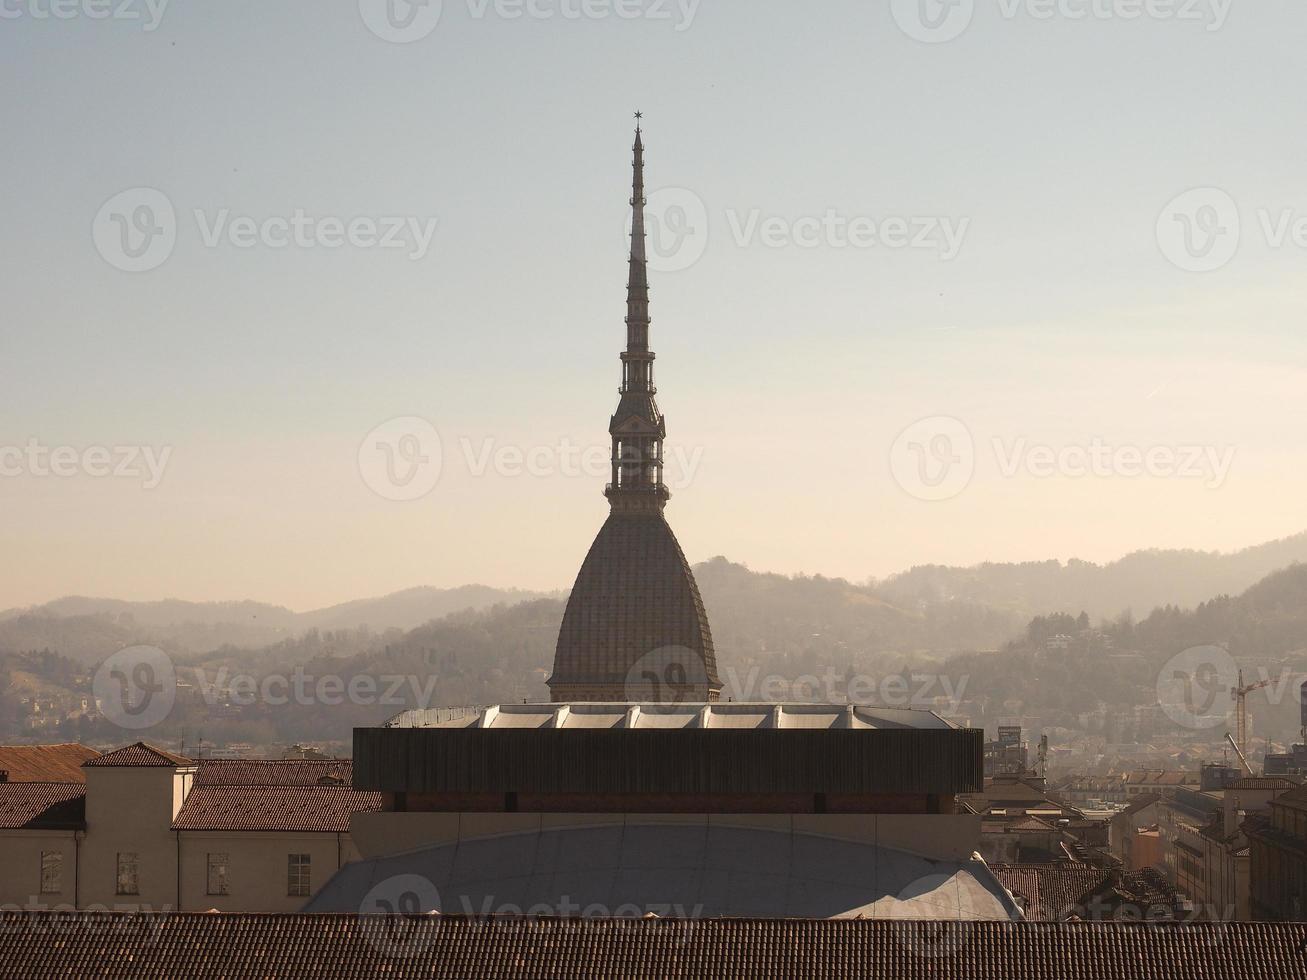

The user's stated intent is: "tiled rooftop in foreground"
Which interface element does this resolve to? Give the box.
[0,781,85,829]
[1,915,1305,979]
[0,742,99,782]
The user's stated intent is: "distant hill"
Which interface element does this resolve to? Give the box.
[0,586,556,662]
[877,531,1307,622]
[0,612,158,664]
[1126,562,1307,661]
[299,585,559,633]
[694,557,1020,663]
[933,562,1307,745]
[5,530,1305,670]
[9,554,1307,748]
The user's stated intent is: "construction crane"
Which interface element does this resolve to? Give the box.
[1225,732,1254,776]
[1232,669,1270,764]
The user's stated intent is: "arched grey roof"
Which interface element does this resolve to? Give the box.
[306,823,1021,921]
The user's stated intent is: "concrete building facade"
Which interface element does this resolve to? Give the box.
[1246,783,1307,920]
[325,702,1012,920]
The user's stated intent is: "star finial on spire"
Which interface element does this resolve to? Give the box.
[634,110,642,133]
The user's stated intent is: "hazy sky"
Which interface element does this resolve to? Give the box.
[3,0,1306,610]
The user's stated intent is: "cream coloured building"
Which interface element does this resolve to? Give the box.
[0,742,378,912]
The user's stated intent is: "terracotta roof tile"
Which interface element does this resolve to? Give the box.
[991,865,1180,922]
[0,743,99,782]
[0,915,1304,978]
[0,782,85,829]
[1228,777,1297,791]
[194,760,355,787]
[84,742,193,768]
[172,785,380,833]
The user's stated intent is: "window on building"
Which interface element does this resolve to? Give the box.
[116,853,139,896]
[287,854,310,897]
[40,851,62,895]
[206,853,230,896]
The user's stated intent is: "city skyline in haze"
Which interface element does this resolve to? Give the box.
[4,2,1307,609]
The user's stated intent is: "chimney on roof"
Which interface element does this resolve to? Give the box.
[1224,794,1242,839]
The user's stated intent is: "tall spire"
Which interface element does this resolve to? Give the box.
[607,115,667,511]
[547,117,720,703]
[627,115,649,350]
